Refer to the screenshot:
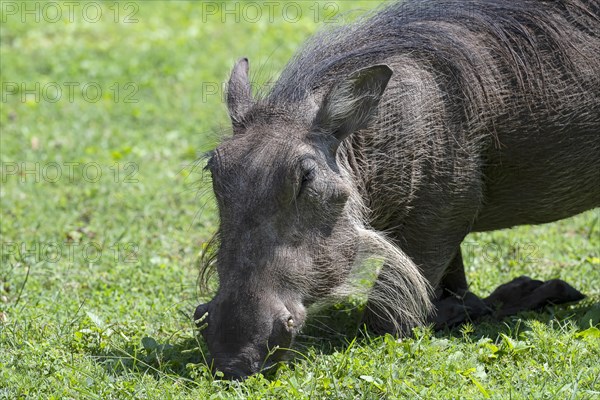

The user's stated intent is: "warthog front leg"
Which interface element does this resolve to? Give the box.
[483,275,585,318]
[430,255,585,329]
[431,292,491,329]
[430,251,491,329]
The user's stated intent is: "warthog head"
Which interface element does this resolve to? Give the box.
[195,58,430,379]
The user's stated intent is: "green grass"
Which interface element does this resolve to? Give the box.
[1,1,598,399]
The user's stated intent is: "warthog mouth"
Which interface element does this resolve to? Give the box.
[211,357,281,380]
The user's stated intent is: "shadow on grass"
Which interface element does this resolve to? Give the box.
[88,335,209,382]
[86,297,598,381]
[295,301,369,356]
[460,297,600,340]
[294,296,600,359]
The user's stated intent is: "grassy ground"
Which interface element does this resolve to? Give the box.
[1,1,598,399]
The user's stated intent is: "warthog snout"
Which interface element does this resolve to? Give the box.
[195,293,305,379]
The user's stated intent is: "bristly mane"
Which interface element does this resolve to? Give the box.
[267,0,599,110]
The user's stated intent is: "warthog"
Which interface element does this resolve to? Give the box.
[195,0,600,378]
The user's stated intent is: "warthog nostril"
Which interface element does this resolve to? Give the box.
[214,360,262,380]
[220,366,249,381]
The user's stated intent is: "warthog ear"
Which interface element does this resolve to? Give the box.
[312,64,392,149]
[227,57,253,131]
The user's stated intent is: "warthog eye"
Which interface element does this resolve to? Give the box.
[301,167,316,184]
[298,158,317,197]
